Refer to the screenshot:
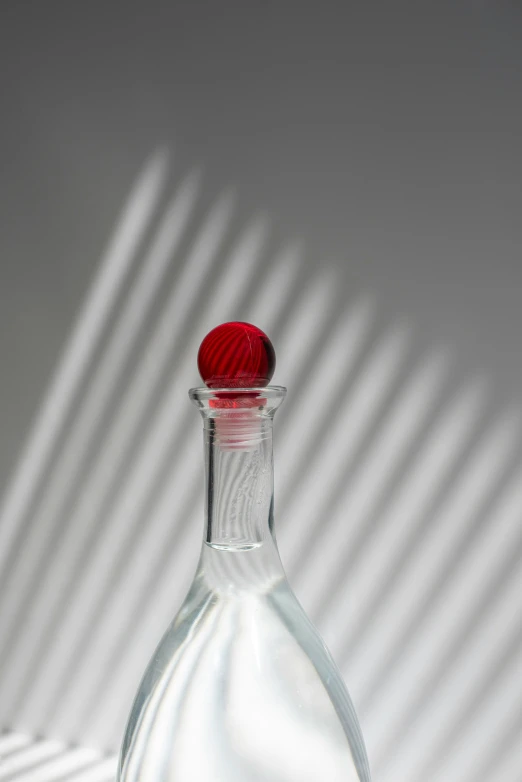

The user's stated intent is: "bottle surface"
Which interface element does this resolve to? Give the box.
[118,387,371,782]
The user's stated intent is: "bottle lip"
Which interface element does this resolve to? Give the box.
[189,385,287,402]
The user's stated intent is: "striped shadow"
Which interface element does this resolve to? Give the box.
[0,148,520,782]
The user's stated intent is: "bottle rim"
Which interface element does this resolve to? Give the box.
[189,385,287,402]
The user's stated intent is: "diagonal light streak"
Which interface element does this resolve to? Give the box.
[45,219,268,727]
[316,350,450,641]
[0,732,32,759]
[0,151,168,582]
[0,192,235,717]
[0,740,65,781]
[274,271,338,388]
[360,410,521,763]
[245,242,302,333]
[3,747,101,782]
[365,458,522,737]
[461,701,522,782]
[337,380,488,669]
[379,553,522,782]
[372,467,522,779]
[482,716,522,782]
[20,218,269,734]
[281,323,411,591]
[430,637,522,782]
[276,296,377,522]
[61,758,117,782]
[0,169,199,643]
[71,459,203,744]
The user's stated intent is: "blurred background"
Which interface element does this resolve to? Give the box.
[0,2,521,781]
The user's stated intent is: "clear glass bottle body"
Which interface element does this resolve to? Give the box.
[118,388,371,782]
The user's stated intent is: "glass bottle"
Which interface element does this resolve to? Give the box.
[118,384,371,782]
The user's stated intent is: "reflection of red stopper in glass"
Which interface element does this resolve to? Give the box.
[198,322,275,389]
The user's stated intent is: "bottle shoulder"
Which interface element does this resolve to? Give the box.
[120,573,371,782]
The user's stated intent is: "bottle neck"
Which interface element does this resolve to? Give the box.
[203,415,275,550]
[190,386,286,557]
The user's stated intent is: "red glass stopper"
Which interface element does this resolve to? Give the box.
[198,322,276,388]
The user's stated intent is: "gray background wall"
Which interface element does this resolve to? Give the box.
[0,3,521,782]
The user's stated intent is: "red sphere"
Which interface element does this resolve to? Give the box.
[198,322,276,388]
